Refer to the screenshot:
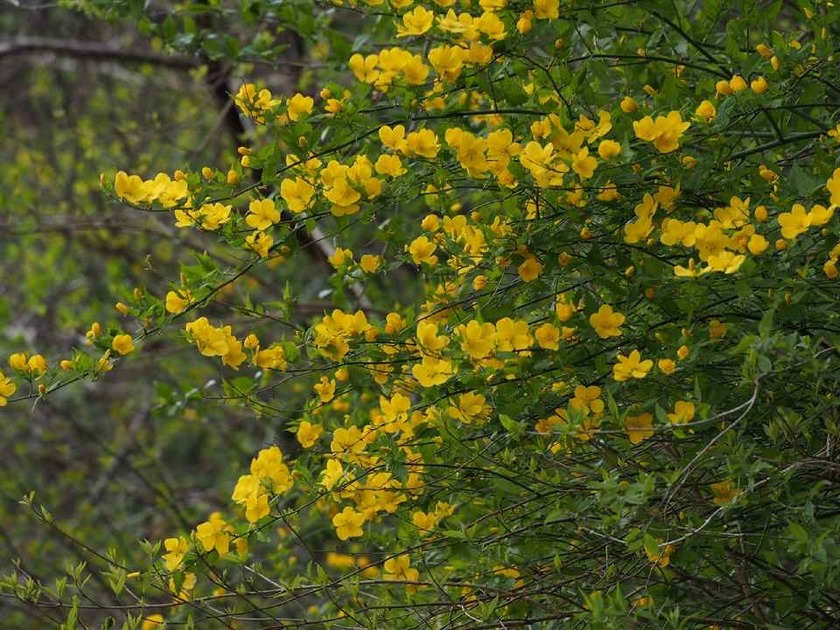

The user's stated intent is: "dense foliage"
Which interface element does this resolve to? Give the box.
[2,0,839,627]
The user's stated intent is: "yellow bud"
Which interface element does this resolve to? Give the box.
[643,84,657,96]
[770,55,780,71]
[825,260,838,279]
[59,360,74,370]
[784,292,791,306]
[645,287,656,299]
[729,75,748,92]
[677,345,690,360]
[775,238,787,251]
[620,96,637,113]
[227,169,239,185]
[756,43,773,59]
[715,80,733,97]
[558,252,571,266]
[174,170,186,180]
[133,287,143,300]
[115,302,129,315]
[624,265,635,277]
[750,76,768,94]
[37,384,46,396]
[201,166,214,179]
[754,205,768,222]
[580,227,592,239]
[472,275,488,290]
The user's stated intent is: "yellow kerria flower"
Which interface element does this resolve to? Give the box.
[612,350,653,382]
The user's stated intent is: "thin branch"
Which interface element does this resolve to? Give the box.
[0,36,199,70]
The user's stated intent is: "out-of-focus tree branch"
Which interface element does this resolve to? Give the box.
[0,35,200,69]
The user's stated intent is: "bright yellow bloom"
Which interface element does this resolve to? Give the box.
[620,96,637,113]
[518,255,543,281]
[397,6,434,37]
[280,177,316,213]
[534,323,561,350]
[612,350,653,382]
[412,356,455,387]
[165,289,193,315]
[0,370,17,406]
[112,334,135,356]
[332,506,366,540]
[408,235,438,265]
[589,304,625,338]
[597,139,621,159]
[384,554,420,583]
[195,513,231,556]
[667,400,695,425]
[625,412,654,444]
[163,536,189,571]
[457,320,495,359]
[297,421,324,448]
[247,199,282,231]
[633,111,690,153]
[695,100,716,121]
[245,230,273,257]
[359,254,382,273]
[286,93,314,121]
[447,391,491,424]
[778,203,811,239]
[533,0,560,19]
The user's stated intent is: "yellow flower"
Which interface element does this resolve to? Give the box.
[533,0,560,19]
[332,506,366,540]
[384,554,420,584]
[597,139,621,159]
[750,76,768,94]
[710,480,740,505]
[534,323,561,350]
[571,147,598,179]
[729,74,748,92]
[645,541,675,567]
[279,177,316,213]
[412,510,436,534]
[396,5,434,37]
[695,100,716,121]
[245,230,273,257]
[286,93,314,121]
[0,370,17,406]
[328,247,354,269]
[412,356,455,387]
[165,289,193,314]
[657,358,677,375]
[408,235,439,265]
[633,111,691,153]
[112,334,135,356]
[667,400,695,425]
[195,513,231,556]
[297,421,324,448]
[620,96,637,113]
[778,203,811,239]
[517,255,543,282]
[359,254,382,273]
[163,536,190,571]
[589,304,625,338]
[625,412,654,444]
[247,199,280,231]
[141,614,165,630]
[612,350,653,382]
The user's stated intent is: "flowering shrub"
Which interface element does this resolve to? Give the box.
[3,0,840,627]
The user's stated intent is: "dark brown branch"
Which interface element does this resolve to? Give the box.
[0,36,200,69]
